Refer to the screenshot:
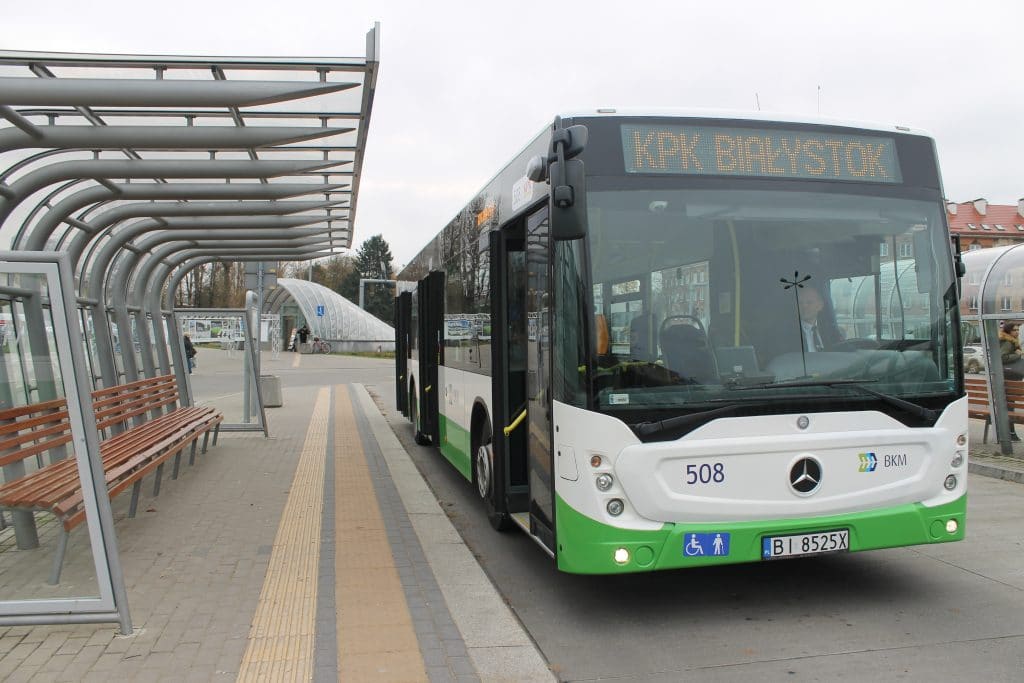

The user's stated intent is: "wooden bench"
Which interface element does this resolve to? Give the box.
[964,376,1024,443]
[0,374,222,583]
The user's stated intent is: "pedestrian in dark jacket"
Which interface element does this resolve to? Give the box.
[184,334,196,374]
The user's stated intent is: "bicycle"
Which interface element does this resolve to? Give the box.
[310,337,331,354]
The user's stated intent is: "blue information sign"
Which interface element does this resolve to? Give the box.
[316,305,325,317]
[683,532,730,557]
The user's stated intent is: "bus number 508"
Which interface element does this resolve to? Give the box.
[686,463,725,484]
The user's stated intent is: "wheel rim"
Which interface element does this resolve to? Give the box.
[476,442,491,499]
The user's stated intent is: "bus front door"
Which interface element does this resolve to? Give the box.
[525,207,555,552]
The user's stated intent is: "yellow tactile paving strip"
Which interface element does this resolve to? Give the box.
[334,385,429,682]
[237,387,329,682]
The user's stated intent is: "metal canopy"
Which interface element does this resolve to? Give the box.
[0,24,378,253]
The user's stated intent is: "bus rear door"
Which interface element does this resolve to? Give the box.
[416,271,444,444]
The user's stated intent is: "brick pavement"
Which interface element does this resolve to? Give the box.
[0,373,553,682]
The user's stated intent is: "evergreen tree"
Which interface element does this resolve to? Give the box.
[353,234,396,323]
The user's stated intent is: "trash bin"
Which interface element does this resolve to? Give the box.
[260,375,283,407]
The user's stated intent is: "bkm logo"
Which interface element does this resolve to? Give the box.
[858,452,878,472]
[859,452,908,472]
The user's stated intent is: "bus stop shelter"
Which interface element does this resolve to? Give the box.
[960,245,1024,454]
[0,26,379,633]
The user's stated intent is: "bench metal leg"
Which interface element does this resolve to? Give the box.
[201,431,210,455]
[128,480,142,518]
[212,424,220,447]
[153,462,164,496]
[172,450,182,479]
[48,529,70,585]
[190,440,199,466]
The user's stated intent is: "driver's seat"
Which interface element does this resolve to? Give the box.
[660,324,718,384]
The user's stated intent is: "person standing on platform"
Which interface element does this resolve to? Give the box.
[183,334,196,374]
[998,321,1022,441]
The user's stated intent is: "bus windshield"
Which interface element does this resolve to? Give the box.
[585,187,958,412]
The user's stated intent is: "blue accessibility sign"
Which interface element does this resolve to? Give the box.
[683,532,730,557]
[316,304,325,317]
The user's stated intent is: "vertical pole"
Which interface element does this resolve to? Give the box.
[23,294,56,402]
[113,308,138,380]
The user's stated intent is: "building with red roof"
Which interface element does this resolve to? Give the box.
[947,198,1024,252]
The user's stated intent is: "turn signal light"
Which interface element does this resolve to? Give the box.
[944,475,957,490]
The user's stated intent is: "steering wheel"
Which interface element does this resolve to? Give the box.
[832,338,879,351]
[659,314,707,337]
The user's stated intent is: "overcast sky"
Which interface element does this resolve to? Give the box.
[3,0,1022,267]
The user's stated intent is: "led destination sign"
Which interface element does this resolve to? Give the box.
[622,124,901,183]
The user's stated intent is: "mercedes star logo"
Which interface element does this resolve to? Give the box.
[789,457,822,495]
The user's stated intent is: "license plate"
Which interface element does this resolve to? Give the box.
[761,529,849,559]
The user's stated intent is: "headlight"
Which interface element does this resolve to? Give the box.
[606,499,624,516]
[595,473,613,491]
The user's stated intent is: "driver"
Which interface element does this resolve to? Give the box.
[796,286,842,352]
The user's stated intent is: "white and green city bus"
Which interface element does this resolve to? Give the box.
[394,111,967,574]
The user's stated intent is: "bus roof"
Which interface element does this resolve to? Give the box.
[560,108,932,138]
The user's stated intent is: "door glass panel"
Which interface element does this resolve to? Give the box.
[526,209,554,531]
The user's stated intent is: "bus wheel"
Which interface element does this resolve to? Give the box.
[475,422,512,531]
[411,388,430,445]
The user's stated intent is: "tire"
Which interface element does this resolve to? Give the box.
[474,421,512,531]
[411,387,431,445]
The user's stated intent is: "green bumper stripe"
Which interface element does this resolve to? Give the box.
[438,414,472,481]
[555,494,967,574]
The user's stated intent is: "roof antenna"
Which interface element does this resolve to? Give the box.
[755,93,761,111]
[817,85,821,114]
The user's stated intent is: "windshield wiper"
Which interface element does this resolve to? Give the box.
[628,402,755,439]
[735,378,938,421]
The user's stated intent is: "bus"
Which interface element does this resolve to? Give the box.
[394,110,967,574]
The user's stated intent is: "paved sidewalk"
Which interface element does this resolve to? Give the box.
[0,375,554,682]
[968,418,1024,484]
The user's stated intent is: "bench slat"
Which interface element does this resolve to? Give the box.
[0,375,222,538]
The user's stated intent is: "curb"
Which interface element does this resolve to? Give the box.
[351,384,556,683]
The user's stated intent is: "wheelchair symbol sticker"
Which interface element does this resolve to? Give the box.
[684,532,730,557]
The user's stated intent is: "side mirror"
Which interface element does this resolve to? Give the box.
[526,155,548,182]
[545,118,589,241]
[549,158,587,240]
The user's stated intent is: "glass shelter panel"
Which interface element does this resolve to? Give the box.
[0,261,119,619]
[178,311,266,431]
[973,246,1024,318]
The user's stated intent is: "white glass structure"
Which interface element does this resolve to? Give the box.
[267,278,394,351]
